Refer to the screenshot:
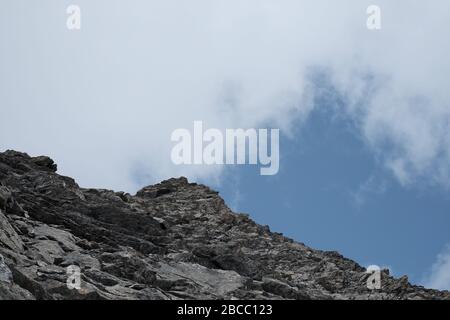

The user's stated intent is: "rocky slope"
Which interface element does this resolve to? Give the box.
[0,150,448,300]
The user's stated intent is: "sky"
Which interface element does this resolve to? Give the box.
[1,1,449,289]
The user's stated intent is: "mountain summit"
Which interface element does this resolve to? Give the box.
[0,150,448,300]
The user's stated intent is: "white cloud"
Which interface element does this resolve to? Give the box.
[0,1,449,192]
[424,245,450,291]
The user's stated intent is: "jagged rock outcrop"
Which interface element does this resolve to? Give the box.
[0,150,448,300]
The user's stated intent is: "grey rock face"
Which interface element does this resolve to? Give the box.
[0,149,448,300]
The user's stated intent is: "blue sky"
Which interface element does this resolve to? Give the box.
[1,1,450,290]
[210,104,450,287]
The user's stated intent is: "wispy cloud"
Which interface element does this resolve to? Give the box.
[350,175,388,208]
[423,245,450,291]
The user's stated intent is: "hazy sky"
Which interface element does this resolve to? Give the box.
[1,1,450,289]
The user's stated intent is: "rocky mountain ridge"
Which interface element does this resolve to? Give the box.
[0,150,448,300]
